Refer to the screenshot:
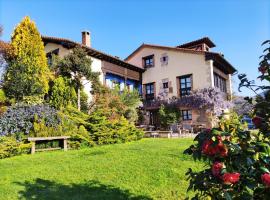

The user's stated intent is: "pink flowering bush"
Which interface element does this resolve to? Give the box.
[184,40,270,199]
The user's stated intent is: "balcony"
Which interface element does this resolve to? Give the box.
[143,97,179,110]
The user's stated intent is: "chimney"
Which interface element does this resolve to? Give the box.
[82,31,91,47]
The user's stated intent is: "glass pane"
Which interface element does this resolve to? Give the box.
[180,78,186,83]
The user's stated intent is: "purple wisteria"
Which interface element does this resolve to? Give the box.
[145,87,232,116]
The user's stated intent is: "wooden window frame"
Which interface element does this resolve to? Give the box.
[142,54,154,68]
[181,110,192,121]
[214,73,227,93]
[144,82,155,100]
[178,74,192,97]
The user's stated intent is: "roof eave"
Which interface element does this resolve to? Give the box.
[42,36,145,73]
[205,52,237,74]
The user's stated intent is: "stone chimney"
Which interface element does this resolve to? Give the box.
[82,31,91,47]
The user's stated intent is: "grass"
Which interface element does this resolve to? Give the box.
[0,138,204,200]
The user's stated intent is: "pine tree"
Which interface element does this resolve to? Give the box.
[3,16,51,101]
[56,46,99,111]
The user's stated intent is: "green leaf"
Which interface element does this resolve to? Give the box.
[224,191,232,200]
[260,166,270,173]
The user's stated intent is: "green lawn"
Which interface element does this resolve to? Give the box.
[0,138,203,200]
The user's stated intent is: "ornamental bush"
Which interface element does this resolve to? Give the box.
[49,76,77,109]
[0,104,60,136]
[158,104,181,129]
[184,41,270,199]
[89,109,144,145]
[0,136,31,159]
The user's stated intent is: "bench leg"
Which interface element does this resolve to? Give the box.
[63,139,68,151]
[31,142,36,154]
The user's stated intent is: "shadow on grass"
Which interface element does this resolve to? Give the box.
[16,178,152,200]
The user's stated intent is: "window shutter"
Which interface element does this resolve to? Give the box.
[159,82,163,89]
[169,81,173,93]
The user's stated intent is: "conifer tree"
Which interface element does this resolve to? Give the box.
[56,46,99,111]
[3,16,51,101]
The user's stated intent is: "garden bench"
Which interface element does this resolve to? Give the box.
[28,136,70,154]
[144,131,173,138]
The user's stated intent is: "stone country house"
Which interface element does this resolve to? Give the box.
[42,32,236,129]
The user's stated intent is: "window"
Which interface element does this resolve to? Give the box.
[214,73,227,93]
[126,84,134,92]
[182,110,192,121]
[145,83,155,100]
[179,75,192,97]
[46,48,59,66]
[163,82,168,89]
[47,56,53,66]
[160,54,168,65]
[143,55,154,68]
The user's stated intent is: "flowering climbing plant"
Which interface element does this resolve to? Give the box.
[184,40,270,200]
[147,87,231,116]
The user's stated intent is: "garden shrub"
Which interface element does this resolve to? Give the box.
[0,136,31,159]
[49,76,77,109]
[0,89,7,115]
[80,90,90,113]
[158,104,181,130]
[0,104,60,136]
[112,116,144,142]
[31,118,62,137]
[60,105,91,128]
[89,110,144,145]
[22,95,44,105]
[94,86,142,123]
[0,89,6,103]
[30,108,94,148]
[68,125,94,149]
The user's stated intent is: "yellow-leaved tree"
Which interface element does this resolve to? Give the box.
[3,16,51,101]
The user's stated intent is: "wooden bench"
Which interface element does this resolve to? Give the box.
[28,136,70,154]
[144,131,173,138]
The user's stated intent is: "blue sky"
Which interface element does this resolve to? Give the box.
[0,0,269,96]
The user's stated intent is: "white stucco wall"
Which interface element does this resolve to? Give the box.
[82,57,103,102]
[127,47,213,98]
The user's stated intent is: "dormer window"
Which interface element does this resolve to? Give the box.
[143,55,154,68]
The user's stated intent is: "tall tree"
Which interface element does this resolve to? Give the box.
[56,46,99,111]
[3,16,51,101]
[0,25,10,81]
